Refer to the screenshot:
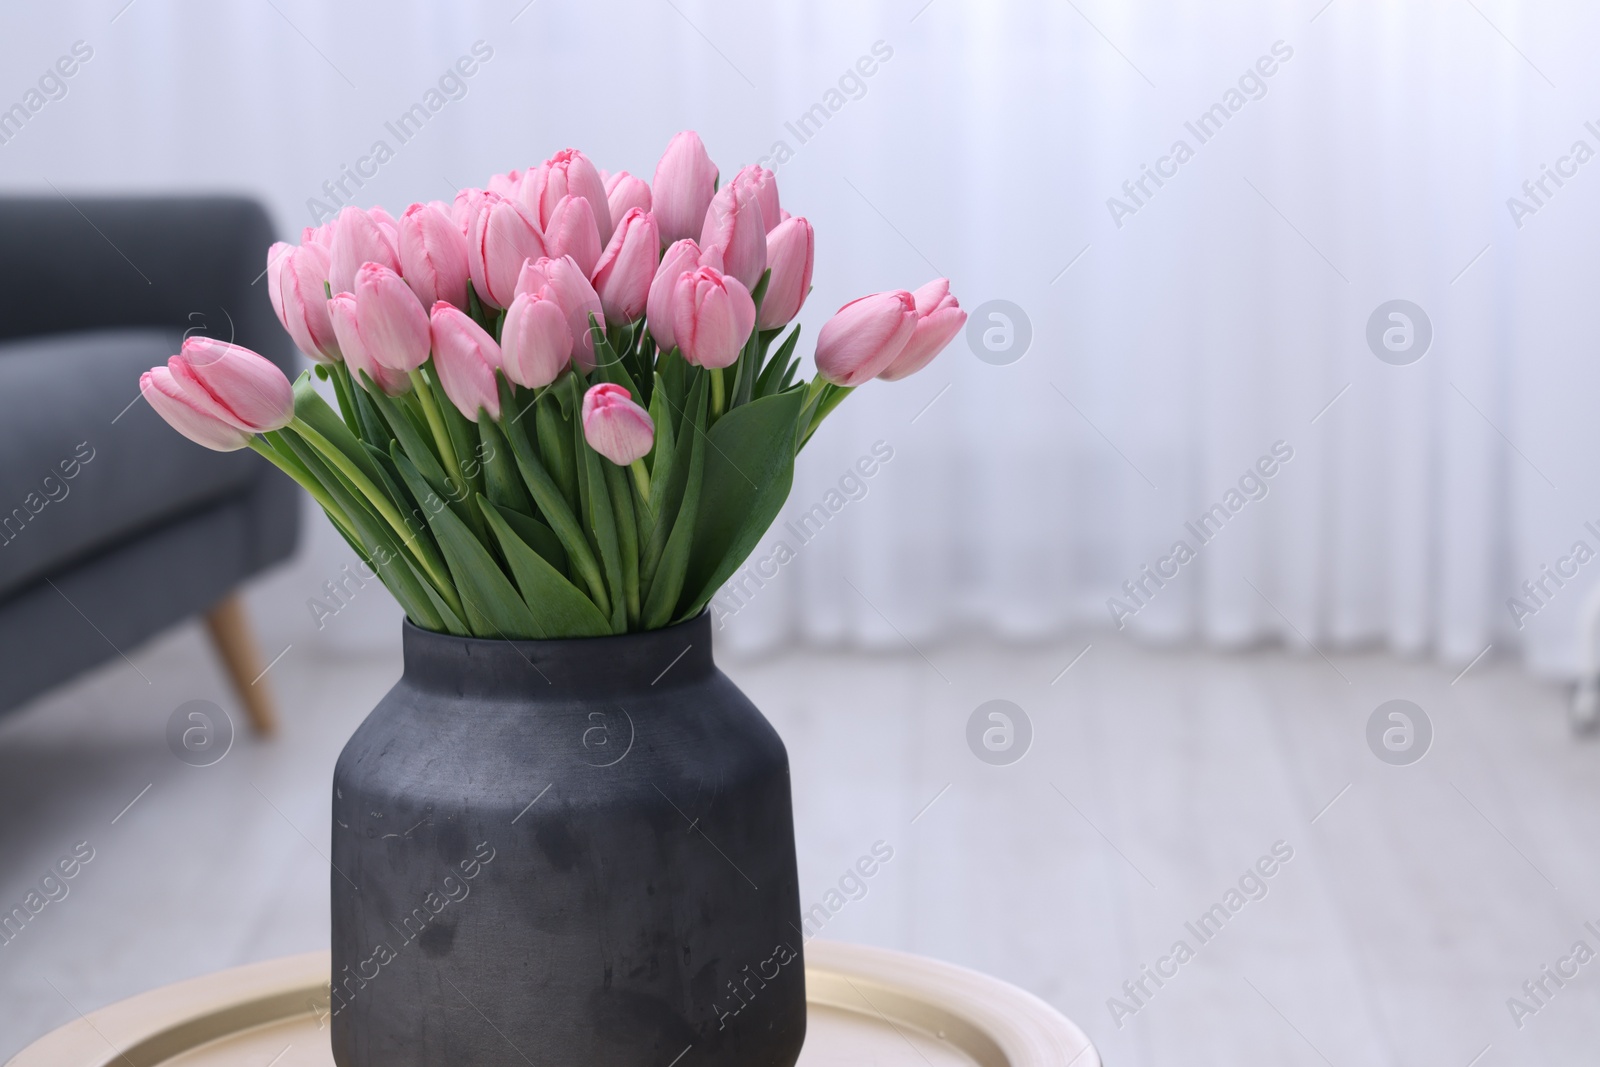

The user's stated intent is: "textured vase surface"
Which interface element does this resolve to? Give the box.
[329,613,806,1067]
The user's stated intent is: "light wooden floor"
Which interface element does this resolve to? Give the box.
[1,619,1595,1066]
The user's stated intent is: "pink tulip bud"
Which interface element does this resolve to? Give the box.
[645,239,701,353]
[301,221,336,248]
[877,279,967,381]
[757,217,814,330]
[604,171,652,224]
[698,180,767,291]
[730,164,781,234]
[672,266,755,370]
[582,383,655,466]
[163,337,295,434]
[487,168,527,199]
[543,195,602,278]
[468,194,547,310]
[451,187,489,234]
[501,286,573,389]
[329,206,399,296]
[652,131,718,245]
[429,302,503,420]
[268,242,341,362]
[398,202,471,310]
[515,256,605,371]
[814,290,918,387]
[141,366,253,452]
[592,208,660,327]
[355,262,432,374]
[328,292,411,396]
[522,148,613,245]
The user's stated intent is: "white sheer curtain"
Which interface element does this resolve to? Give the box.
[5,0,1597,675]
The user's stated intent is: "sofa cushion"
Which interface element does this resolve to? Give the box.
[0,328,265,600]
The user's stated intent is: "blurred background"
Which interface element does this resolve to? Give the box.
[2,1,1599,1064]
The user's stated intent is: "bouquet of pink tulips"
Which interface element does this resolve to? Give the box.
[140,132,965,638]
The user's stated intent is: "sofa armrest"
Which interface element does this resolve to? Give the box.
[0,195,293,376]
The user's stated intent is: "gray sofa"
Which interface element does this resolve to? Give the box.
[0,196,299,732]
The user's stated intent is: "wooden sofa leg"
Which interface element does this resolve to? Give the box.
[203,593,279,738]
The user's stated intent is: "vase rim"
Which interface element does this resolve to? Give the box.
[399,612,715,697]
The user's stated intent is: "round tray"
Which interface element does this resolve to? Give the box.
[8,940,1097,1067]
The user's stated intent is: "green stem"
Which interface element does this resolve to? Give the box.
[249,435,353,539]
[289,416,455,595]
[629,458,652,509]
[328,361,359,431]
[799,382,856,449]
[410,368,465,492]
[710,366,725,418]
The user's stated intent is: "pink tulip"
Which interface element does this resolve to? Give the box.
[467,194,547,310]
[645,239,701,352]
[516,256,605,371]
[172,337,295,430]
[604,171,652,224]
[652,131,718,244]
[328,292,411,396]
[543,195,602,277]
[591,208,660,327]
[301,221,336,248]
[522,148,613,245]
[582,383,655,466]
[451,187,489,234]
[672,266,755,370]
[429,302,502,419]
[698,180,766,290]
[877,279,967,381]
[486,168,527,199]
[757,217,813,330]
[141,367,252,451]
[268,242,341,362]
[398,202,471,310]
[730,164,780,234]
[501,286,573,389]
[329,206,399,296]
[354,262,432,373]
[146,336,295,448]
[814,291,918,387]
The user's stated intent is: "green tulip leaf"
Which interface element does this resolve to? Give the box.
[755,325,802,398]
[498,379,611,616]
[392,449,540,639]
[279,430,456,635]
[479,498,611,638]
[575,401,627,634]
[534,376,580,514]
[643,371,700,598]
[677,388,807,619]
[642,373,708,628]
[495,505,568,574]
[292,374,388,491]
[478,415,533,516]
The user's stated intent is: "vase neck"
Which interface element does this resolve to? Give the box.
[400,614,714,699]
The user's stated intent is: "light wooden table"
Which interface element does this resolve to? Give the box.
[8,941,1097,1067]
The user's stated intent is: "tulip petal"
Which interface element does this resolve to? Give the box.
[141,367,252,451]
[171,337,295,431]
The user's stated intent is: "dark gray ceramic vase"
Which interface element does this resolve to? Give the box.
[328,613,806,1067]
